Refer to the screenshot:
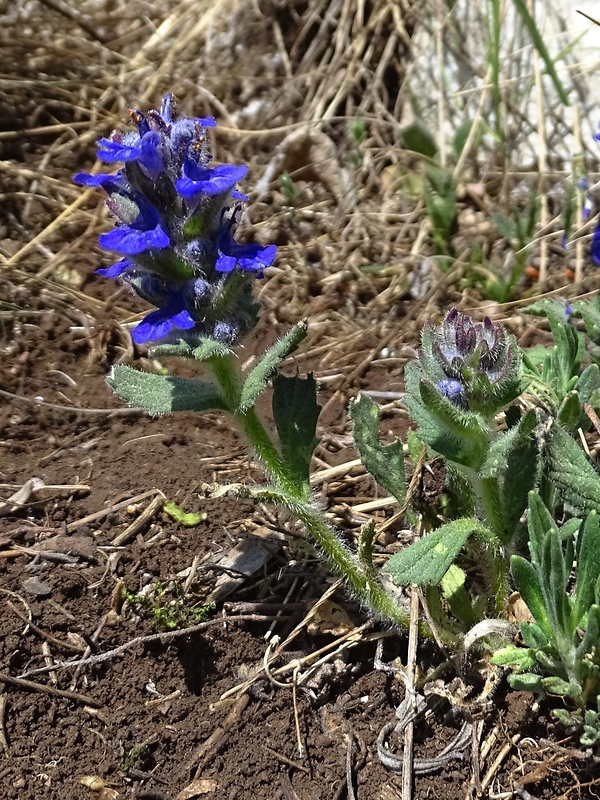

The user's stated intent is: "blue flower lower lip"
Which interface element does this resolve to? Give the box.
[99,223,170,255]
[73,171,127,191]
[95,258,134,278]
[592,226,600,266]
[216,213,276,274]
[215,241,277,274]
[176,164,248,199]
[132,304,195,344]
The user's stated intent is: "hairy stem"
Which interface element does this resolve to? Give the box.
[206,352,456,642]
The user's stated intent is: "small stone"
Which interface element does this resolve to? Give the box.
[22,577,52,597]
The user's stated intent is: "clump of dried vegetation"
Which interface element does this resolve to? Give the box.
[2,0,599,358]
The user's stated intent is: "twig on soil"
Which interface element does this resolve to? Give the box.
[291,662,304,758]
[42,642,58,686]
[263,744,310,775]
[0,589,32,633]
[0,694,10,754]
[66,488,164,532]
[309,458,364,486]
[0,670,102,708]
[401,588,420,800]
[7,600,87,654]
[345,728,357,800]
[17,614,282,680]
[111,493,165,546]
[219,588,373,702]
[281,774,302,800]
[0,388,142,415]
[513,786,539,800]
[584,403,600,437]
[187,693,251,776]
[467,719,485,798]
[69,614,108,691]
[480,733,522,794]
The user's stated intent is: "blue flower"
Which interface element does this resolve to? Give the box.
[96,258,134,278]
[216,214,277,274]
[97,131,163,178]
[98,194,170,255]
[159,93,216,131]
[176,163,248,199]
[75,94,276,345]
[133,302,195,344]
[592,225,600,266]
[73,170,128,192]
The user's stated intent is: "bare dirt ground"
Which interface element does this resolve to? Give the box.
[2,2,600,799]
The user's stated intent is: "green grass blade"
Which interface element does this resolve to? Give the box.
[511,0,569,105]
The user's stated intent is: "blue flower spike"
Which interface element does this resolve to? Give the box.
[75,95,276,345]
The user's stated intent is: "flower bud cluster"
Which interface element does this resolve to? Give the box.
[419,309,521,414]
[75,95,276,345]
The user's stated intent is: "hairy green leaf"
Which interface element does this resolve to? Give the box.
[545,422,600,514]
[350,394,406,505]
[576,605,600,661]
[192,339,234,361]
[526,492,555,576]
[441,565,480,627]
[384,519,488,586]
[574,513,600,624]
[108,365,226,416]
[510,554,552,638]
[482,410,538,536]
[546,529,571,636]
[240,321,308,410]
[520,621,549,650]
[400,121,438,158]
[542,676,580,698]
[491,211,518,242]
[507,672,543,692]
[358,520,376,574]
[492,645,537,673]
[272,374,320,499]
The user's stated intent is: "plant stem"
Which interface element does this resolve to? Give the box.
[205,352,456,643]
[236,405,300,498]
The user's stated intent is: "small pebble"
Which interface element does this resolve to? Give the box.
[22,577,52,597]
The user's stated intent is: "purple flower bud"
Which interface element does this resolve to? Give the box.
[437,378,466,407]
[183,278,211,305]
[212,320,239,343]
[420,309,521,414]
